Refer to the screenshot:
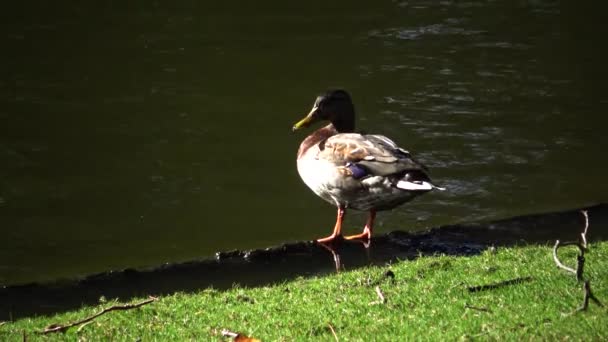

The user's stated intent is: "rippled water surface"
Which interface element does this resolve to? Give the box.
[1,1,607,285]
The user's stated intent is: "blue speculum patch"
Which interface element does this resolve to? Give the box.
[347,163,368,179]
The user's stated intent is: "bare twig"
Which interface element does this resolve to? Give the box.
[328,323,339,342]
[553,214,604,314]
[221,329,261,342]
[221,330,239,338]
[0,321,7,327]
[554,211,604,315]
[76,321,94,333]
[370,286,386,305]
[553,240,586,281]
[553,240,577,275]
[576,254,585,281]
[552,211,592,281]
[467,276,533,292]
[41,296,157,334]
[577,281,591,312]
[375,286,386,304]
[580,210,589,249]
[576,280,604,313]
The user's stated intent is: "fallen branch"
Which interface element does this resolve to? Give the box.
[76,321,94,333]
[467,276,533,292]
[580,210,589,249]
[41,296,157,334]
[552,211,588,281]
[328,323,339,342]
[552,240,584,276]
[553,210,604,315]
[576,280,604,313]
[0,321,7,328]
[376,286,386,303]
[370,286,386,305]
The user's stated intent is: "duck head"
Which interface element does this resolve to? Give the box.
[292,89,356,133]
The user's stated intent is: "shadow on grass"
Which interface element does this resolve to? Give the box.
[2,204,607,321]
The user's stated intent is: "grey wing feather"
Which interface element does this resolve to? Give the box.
[320,133,428,177]
[358,135,427,176]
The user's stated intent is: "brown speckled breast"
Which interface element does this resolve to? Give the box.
[297,124,337,160]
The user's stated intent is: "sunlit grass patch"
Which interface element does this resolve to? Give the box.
[2,242,607,341]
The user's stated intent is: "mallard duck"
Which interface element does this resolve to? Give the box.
[292,89,444,243]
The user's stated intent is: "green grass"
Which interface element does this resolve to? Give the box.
[2,242,607,341]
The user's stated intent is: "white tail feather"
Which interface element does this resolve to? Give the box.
[396,180,433,191]
[396,181,446,191]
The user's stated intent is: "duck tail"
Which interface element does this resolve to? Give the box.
[396,180,445,191]
[396,170,446,192]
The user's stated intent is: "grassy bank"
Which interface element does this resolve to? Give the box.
[2,242,607,341]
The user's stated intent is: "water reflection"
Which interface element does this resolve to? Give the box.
[370,23,485,41]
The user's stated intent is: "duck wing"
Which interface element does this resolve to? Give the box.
[317,133,428,177]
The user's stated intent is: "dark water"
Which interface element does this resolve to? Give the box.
[1,1,607,286]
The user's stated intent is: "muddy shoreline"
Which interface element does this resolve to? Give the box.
[2,204,607,320]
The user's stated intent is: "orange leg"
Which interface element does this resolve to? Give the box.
[345,210,376,241]
[317,207,345,243]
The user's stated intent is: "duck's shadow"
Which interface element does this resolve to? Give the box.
[2,204,608,320]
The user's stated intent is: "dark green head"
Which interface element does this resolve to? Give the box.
[292,89,356,133]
